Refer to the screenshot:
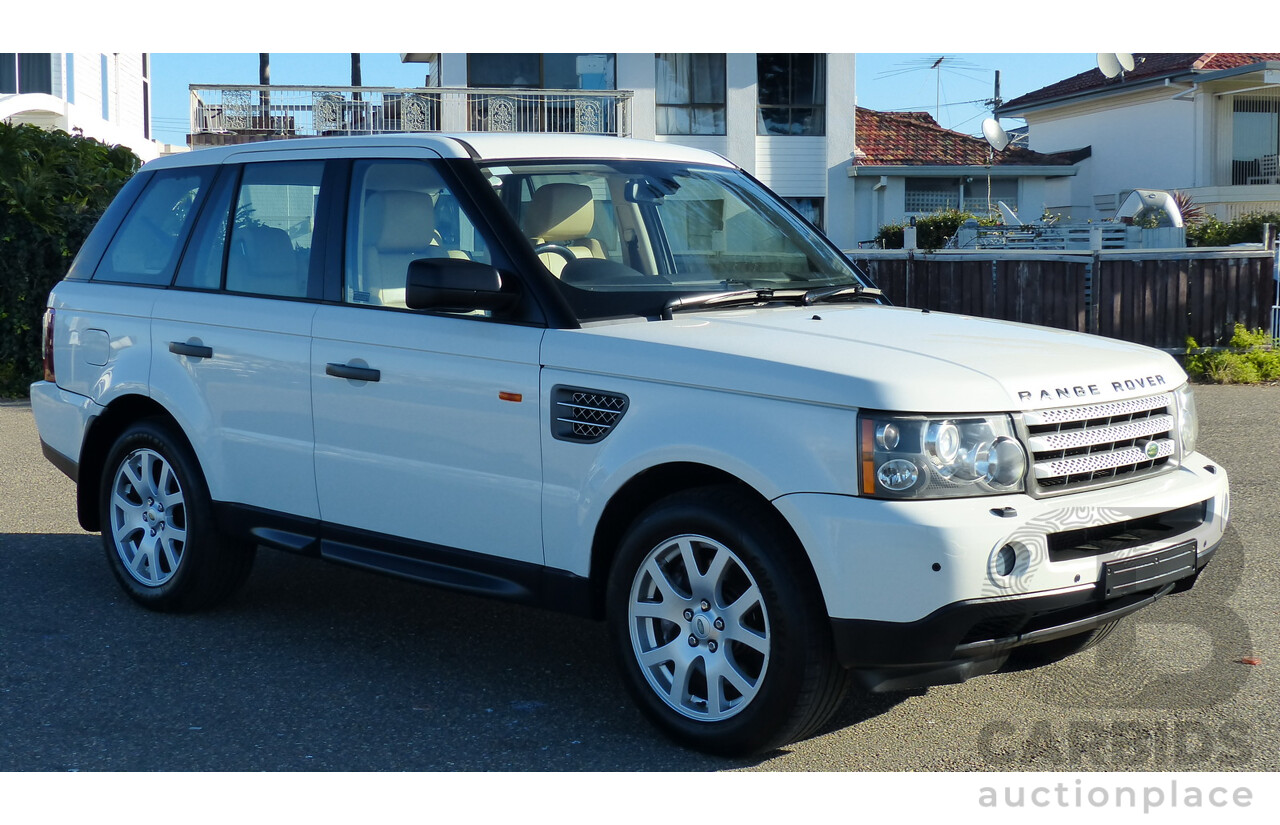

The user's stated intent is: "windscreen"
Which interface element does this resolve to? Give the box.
[479,160,869,321]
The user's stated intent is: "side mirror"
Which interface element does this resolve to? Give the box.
[405,258,518,312]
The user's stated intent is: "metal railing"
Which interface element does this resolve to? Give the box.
[188,85,632,145]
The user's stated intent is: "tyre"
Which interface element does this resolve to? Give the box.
[606,486,849,756]
[1003,620,1119,671]
[100,419,255,612]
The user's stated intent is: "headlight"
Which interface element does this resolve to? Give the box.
[859,412,1027,499]
[1175,383,1199,457]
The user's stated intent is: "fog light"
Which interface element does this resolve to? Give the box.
[995,544,1017,577]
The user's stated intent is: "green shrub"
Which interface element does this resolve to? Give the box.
[875,209,999,251]
[1185,211,1280,247]
[0,123,139,397]
[1185,324,1280,384]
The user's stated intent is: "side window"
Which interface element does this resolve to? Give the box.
[94,168,212,285]
[225,161,323,298]
[174,167,237,290]
[344,159,490,308]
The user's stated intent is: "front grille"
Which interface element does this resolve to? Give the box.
[1024,393,1176,495]
[1046,500,1208,562]
[551,386,629,443]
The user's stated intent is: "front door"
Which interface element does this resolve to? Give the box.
[310,158,545,564]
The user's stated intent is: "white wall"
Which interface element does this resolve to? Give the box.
[1025,89,1198,219]
[1,53,159,160]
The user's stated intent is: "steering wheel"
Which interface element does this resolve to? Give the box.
[534,242,577,265]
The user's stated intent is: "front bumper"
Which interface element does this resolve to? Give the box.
[830,537,1216,692]
[774,456,1229,691]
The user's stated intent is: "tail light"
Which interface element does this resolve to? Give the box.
[42,308,56,383]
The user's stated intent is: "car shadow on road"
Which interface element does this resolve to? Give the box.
[1,533,907,771]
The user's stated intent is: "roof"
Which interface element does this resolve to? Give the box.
[999,53,1280,114]
[853,107,1082,168]
[145,132,736,170]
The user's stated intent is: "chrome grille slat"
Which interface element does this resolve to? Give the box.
[1026,392,1177,494]
[1033,439,1175,479]
[1023,394,1171,427]
[551,387,629,443]
[1027,414,1175,452]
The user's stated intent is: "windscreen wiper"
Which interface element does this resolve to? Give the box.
[802,284,884,305]
[662,288,808,320]
[662,283,884,320]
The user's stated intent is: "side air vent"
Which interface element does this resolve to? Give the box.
[551,386,629,443]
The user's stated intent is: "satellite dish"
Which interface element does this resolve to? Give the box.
[1097,53,1134,79]
[982,118,1010,152]
[997,201,1022,226]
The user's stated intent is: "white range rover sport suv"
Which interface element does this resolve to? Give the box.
[32,133,1229,756]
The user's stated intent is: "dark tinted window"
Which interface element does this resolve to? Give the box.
[174,167,238,290]
[93,167,212,285]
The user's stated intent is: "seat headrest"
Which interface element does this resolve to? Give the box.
[366,190,436,252]
[523,183,595,242]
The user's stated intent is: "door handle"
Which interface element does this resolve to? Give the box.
[169,341,213,359]
[326,362,381,382]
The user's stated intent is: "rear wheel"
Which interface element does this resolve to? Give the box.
[607,486,849,755]
[100,420,254,612]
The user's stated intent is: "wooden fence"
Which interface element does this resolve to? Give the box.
[846,248,1278,350]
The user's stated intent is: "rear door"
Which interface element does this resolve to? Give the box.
[149,159,325,518]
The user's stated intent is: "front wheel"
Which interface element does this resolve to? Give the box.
[607,487,849,755]
[100,419,254,612]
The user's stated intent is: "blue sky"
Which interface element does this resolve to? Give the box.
[148,52,1098,147]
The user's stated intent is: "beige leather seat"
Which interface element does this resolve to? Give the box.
[523,183,606,276]
[361,190,466,306]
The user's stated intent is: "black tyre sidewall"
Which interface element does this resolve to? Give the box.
[99,420,240,612]
[607,488,836,756]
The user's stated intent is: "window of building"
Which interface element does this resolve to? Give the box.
[100,54,110,120]
[757,54,825,136]
[962,178,1018,216]
[656,54,726,136]
[904,178,961,214]
[467,54,615,90]
[1231,93,1280,185]
[142,54,151,140]
[784,197,824,230]
[0,54,53,94]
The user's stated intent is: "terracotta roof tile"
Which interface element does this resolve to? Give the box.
[1000,52,1280,112]
[854,107,1078,167]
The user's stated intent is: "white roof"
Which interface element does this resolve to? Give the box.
[144,133,736,170]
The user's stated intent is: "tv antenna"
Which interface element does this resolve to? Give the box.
[877,55,986,124]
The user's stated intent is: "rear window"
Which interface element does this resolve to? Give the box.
[93,167,213,286]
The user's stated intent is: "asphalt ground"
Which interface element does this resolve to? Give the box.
[0,386,1277,776]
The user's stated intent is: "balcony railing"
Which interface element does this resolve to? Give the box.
[188,85,632,146]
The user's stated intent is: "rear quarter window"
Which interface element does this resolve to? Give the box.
[92,167,213,286]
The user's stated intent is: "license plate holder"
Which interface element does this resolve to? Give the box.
[1102,539,1197,598]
